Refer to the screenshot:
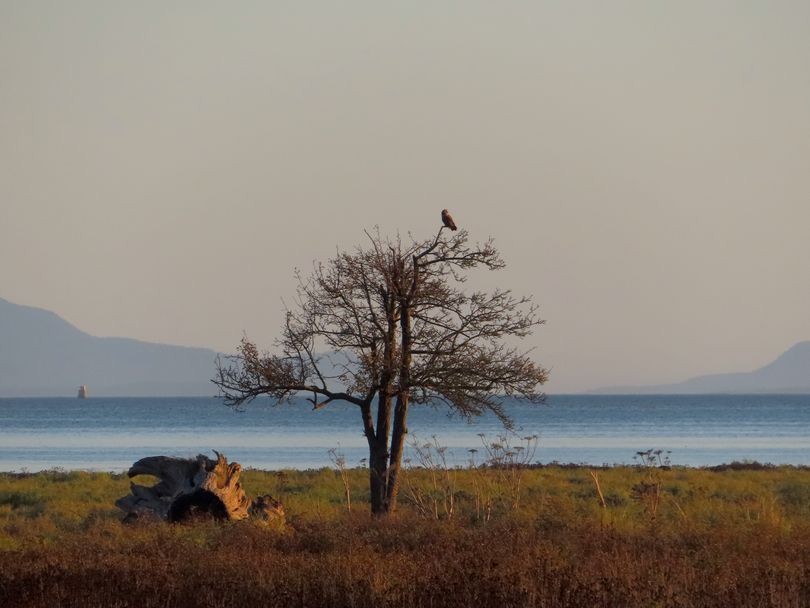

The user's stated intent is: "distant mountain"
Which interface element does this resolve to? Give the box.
[0,297,220,397]
[592,341,810,394]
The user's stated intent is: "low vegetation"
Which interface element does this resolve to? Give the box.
[1,462,809,607]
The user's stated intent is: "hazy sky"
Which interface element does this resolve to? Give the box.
[2,2,809,392]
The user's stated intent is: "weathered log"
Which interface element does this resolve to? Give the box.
[116,451,283,524]
[249,494,286,523]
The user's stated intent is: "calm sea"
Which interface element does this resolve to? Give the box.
[0,395,808,472]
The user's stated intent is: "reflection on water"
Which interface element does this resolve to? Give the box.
[1,394,809,471]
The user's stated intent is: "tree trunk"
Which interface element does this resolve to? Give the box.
[115,451,283,523]
[369,287,397,515]
[369,441,389,515]
[385,394,409,511]
[370,390,393,515]
[383,292,413,512]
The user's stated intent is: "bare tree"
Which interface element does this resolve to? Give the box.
[213,225,548,515]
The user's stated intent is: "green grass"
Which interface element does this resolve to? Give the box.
[0,464,809,606]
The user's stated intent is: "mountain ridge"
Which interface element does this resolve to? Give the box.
[590,341,810,394]
[0,297,220,397]
[4,297,809,397]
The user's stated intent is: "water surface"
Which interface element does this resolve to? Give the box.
[1,394,808,471]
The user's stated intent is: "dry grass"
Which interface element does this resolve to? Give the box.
[1,465,809,607]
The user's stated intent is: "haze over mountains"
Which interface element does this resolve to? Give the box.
[1,297,808,397]
[0,297,219,397]
[592,341,810,394]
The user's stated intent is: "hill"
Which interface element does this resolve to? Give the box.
[592,341,810,394]
[0,297,220,397]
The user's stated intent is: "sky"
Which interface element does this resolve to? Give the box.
[1,2,809,393]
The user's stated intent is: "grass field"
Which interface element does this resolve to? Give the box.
[1,462,809,607]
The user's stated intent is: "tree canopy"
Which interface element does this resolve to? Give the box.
[214,226,548,514]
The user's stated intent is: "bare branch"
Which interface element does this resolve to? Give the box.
[212,222,549,514]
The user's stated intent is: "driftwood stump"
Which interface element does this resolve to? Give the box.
[115,451,284,524]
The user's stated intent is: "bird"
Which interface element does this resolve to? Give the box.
[441,209,458,231]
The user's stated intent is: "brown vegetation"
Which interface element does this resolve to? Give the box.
[1,465,809,607]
